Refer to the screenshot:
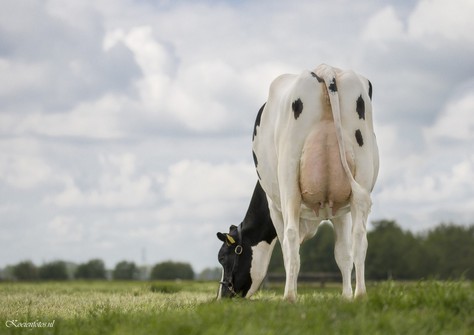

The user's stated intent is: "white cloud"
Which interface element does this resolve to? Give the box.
[146,159,258,269]
[167,60,236,132]
[423,90,474,142]
[362,6,404,42]
[46,153,155,208]
[408,0,474,44]
[159,160,256,224]
[164,160,255,204]
[372,123,399,182]
[374,86,474,230]
[378,155,474,210]
[363,1,474,46]
[120,26,173,76]
[0,59,47,98]
[103,24,293,133]
[48,216,84,243]
[0,155,52,189]
[113,26,173,114]
[0,138,54,189]
[45,0,100,30]
[12,94,125,139]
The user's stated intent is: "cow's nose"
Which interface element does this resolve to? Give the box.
[218,283,234,298]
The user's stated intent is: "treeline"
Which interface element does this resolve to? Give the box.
[269,220,474,280]
[2,221,473,282]
[0,259,203,282]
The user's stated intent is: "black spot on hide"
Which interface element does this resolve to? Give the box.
[356,95,365,120]
[252,150,258,167]
[253,103,266,141]
[292,98,303,120]
[328,77,337,93]
[355,129,364,147]
[368,80,373,100]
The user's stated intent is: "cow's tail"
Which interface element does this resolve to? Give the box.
[315,64,371,215]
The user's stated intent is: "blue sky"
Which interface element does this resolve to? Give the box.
[1,0,473,272]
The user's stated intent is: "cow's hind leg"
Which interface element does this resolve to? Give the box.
[332,214,353,299]
[350,196,370,298]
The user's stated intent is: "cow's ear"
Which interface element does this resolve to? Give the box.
[217,232,226,242]
[229,225,238,232]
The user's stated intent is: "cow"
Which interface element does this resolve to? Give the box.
[217,64,379,301]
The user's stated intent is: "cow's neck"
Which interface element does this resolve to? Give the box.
[240,181,277,246]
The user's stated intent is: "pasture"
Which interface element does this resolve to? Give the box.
[0,280,472,335]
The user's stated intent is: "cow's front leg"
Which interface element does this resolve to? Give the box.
[281,198,301,303]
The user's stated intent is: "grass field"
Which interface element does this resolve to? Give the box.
[0,280,472,335]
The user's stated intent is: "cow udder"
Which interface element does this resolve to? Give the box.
[299,120,353,217]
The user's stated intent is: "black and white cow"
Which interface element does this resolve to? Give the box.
[217,64,379,301]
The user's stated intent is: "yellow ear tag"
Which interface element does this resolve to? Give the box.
[226,234,236,245]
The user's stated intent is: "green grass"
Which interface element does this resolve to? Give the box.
[0,280,473,335]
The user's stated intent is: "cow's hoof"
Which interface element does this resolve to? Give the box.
[284,294,297,303]
[341,292,353,300]
[354,290,367,299]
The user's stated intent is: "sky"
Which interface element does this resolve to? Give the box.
[1,0,473,273]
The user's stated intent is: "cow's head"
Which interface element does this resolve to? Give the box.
[216,224,252,298]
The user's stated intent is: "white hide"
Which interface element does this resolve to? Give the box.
[246,238,277,298]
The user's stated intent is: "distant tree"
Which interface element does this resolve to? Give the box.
[268,240,284,273]
[260,220,474,281]
[64,262,78,279]
[75,259,106,280]
[197,267,222,281]
[113,261,138,280]
[0,266,15,281]
[39,261,68,280]
[422,223,474,279]
[150,261,194,280]
[268,223,339,274]
[366,220,425,280]
[300,222,339,273]
[12,261,38,281]
[136,266,151,281]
